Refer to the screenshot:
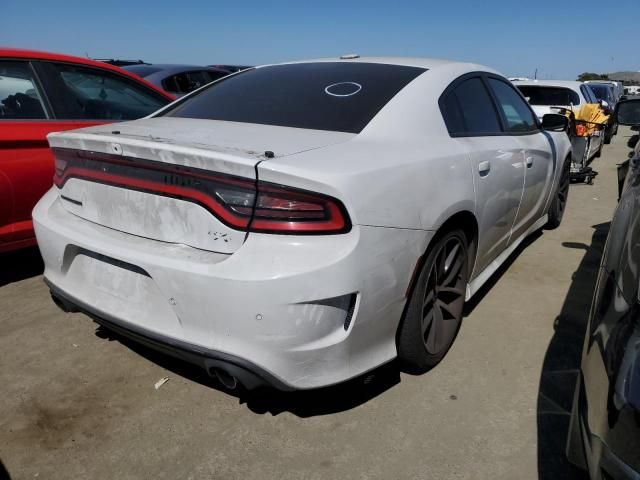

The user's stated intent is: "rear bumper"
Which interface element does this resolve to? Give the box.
[34,188,431,389]
[47,278,292,390]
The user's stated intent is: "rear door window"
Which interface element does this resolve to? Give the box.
[517,86,580,106]
[36,62,169,120]
[164,62,426,133]
[487,78,538,133]
[440,76,502,135]
[0,61,47,119]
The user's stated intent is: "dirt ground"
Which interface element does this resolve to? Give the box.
[1,128,632,480]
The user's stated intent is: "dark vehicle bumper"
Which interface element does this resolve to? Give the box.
[46,278,294,391]
[568,377,640,480]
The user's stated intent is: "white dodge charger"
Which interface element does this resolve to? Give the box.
[33,57,572,390]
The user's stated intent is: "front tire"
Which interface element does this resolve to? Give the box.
[546,157,571,229]
[397,229,469,373]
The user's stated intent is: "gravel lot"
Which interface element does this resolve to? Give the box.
[1,128,632,480]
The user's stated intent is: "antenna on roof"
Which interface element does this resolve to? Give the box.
[534,68,538,80]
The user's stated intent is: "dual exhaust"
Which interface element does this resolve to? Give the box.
[210,367,239,390]
[50,290,257,392]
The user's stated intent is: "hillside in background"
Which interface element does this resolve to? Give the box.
[607,71,640,84]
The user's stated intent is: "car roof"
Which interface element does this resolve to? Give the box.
[255,56,502,84]
[265,56,471,70]
[0,48,174,100]
[512,79,585,89]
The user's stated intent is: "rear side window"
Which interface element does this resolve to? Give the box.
[441,77,502,135]
[588,84,612,103]
[517,86,580,106]
[0,61,47,119]
[487,78,538,133]
[36,62,169,120]
[164,62,426,133]
[162,70,227,94]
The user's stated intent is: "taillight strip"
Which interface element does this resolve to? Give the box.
[52,148,351,235]
[57,166,252,228]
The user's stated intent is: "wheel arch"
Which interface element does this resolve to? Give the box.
[402,209,478,309]
[395,209,478,362]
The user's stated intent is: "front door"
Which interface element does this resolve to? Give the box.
[485,76,554,241]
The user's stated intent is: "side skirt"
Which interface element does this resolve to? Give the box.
[465,214,548,301]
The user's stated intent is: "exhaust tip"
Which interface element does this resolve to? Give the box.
[212,368,239,390]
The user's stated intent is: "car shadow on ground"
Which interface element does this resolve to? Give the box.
[0,459,12,480]
[0,247,44,288]
[536,222,610,480]
[463,230,543,315]
[95,325,401,417]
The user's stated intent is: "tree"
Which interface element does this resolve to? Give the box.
[577,72,609,81]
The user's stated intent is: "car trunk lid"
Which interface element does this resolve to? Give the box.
[48,118,353,254]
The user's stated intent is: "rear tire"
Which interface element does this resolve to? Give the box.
[397,229,469,373]
[546,157,571,230]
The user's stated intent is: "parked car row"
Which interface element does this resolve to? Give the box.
[513,79,617,183]
[3,47,638,478]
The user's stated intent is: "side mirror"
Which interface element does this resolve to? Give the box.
[542,113,569,132]
[615,99,640,126]
[599,99,612,115]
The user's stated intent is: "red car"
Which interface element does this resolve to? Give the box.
[0,49,174,252]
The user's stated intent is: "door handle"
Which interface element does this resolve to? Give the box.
[478,161,491,176]
[526,156,534,168]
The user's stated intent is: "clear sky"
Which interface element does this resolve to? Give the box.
[3,0,638,80]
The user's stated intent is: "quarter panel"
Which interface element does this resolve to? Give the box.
[258,136,475,231]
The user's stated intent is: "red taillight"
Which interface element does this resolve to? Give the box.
[52,148,350,235]
[250,184,349,233]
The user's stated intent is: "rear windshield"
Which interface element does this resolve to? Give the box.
[516,86,580,106]
[162,62,426,133]
[124,65,163,77]
[588,84,610,100]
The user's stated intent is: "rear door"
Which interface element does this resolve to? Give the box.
[441,74,525,275]
[486,76,554,239]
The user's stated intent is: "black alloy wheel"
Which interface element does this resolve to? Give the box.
[398,229,469,372]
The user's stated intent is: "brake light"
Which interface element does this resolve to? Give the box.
[52,148,350,234]
[250,183,348,233]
